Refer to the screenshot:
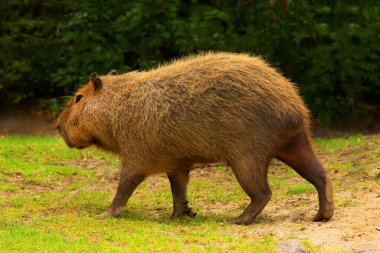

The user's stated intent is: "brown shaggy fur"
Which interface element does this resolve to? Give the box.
[57,52,334,225]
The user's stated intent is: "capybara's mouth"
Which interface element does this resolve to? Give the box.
[63,138,86,149]
[59,133,77,149]
[57,128,83,149]
[64,138,75,148]
[66,140,86,149]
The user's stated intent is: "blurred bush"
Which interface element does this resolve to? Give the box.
[1,0,379,123]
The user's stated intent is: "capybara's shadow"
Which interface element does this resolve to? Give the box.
[90,207,280,226]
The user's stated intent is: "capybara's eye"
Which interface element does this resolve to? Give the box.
[75,95,83,103]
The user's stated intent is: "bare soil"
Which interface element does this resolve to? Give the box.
[261,178,380,252]
[0,108,57,136]
[190,165,380,252]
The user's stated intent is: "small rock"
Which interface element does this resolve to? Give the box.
[376,226,380,231]
[277,239,306,253]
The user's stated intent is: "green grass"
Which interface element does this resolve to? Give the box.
[314,134,371,153]
[0,135,379,252]
[287,183,316,195]
[0,225,122,253]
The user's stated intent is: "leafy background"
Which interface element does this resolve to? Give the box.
[1,0,379,123]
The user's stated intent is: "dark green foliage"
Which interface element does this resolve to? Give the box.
[1,0,379,123]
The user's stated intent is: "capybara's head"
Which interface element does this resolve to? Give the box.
[57,73,104,149]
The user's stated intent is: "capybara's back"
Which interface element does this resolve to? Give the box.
[57,52,334,225]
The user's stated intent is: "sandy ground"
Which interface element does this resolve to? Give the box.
[261,183,380,252]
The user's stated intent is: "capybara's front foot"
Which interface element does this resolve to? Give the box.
[171,205,197,219]
[313,202,334,222]
[231,215,254,225]
[231,193,272,225]
[231,208,257,225]
[97,206,123,219]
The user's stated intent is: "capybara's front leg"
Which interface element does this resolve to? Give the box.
[167,169,196,218]
[98,169,145,219]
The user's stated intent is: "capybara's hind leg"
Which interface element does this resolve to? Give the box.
[230,158,272,225]
[167,169,196,218]
[98,170,145,218]
[277,132,334,221]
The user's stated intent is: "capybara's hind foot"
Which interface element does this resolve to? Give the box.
[97,207,123,219]
[313,202,334,222]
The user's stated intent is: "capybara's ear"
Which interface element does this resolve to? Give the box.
[90,72,103,91]
[107,69,118,76]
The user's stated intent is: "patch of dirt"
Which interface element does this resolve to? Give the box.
[259,186,380,252]
[192,171,380,252]
[69,155,109,170]
[0,108,57,136]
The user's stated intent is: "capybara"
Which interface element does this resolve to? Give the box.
[56,52,334,225]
